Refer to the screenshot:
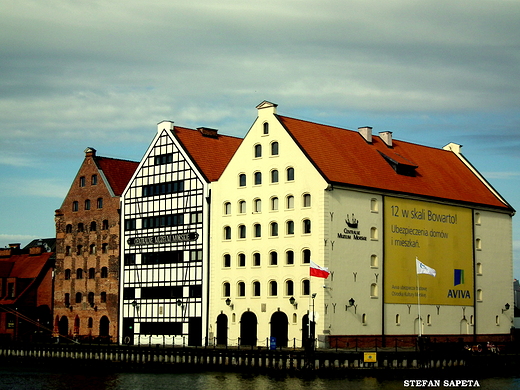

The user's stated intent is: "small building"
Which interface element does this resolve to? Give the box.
[0,241,55,342]
[119,122,241,345]
[54,148,138,342]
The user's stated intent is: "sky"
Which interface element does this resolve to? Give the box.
[1,1,519,275]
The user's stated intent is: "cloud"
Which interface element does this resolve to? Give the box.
[2,177,69,199]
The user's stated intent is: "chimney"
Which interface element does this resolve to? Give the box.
[443,142,462,154]
[9,243,21,250]
[379,131,393,147]
[29,246,44,256]
[358,126,373,143]
[197,127,219,138]
[84,147,96,157]
[157,120,174,133]
[256,101,278,115]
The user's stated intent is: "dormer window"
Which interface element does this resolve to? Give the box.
[378,151,418,177]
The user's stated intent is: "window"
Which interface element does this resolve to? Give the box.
[287,167,295,181]
[477,289,483,301]
[123,287,135,300]
[76,245,83,255]
[141,286,183,299]
[286,250,294,265]
[239,174,246,187]
[124,254,136,265]
[224,226,231,240]
[76,269,83,279]
[91,174,98,185]
[190,250,203,261]
[72,201,79,212]
[154,153,173,165]
[75,292,82,304]
[476,238,482,250]
[88,292,95,306]
[97,197,103,209]
[102,220,109,230]
[223,282,230,297]
[396,314,401,325]
[254,223,262,238]
[303,249,311,264]
[88,268,95,279]
[303,219,311,234]
[79,176,86,187]
[85,199,91,210]
[124,219,136,231]
[303,193,311,207]
[223,254,231,268]
[254,144,262,158]
[238,224,246,239]
[64,293,70,306]
[102,243,108,254]
[370,227,378,240]
[263,122,269,135]
[64,269,71,280]
[238,253,246,267]
[142,214,184,229]
[88,317,93,328]
[66,224,73,233]
[427,314,431,326]
[89,244,96,254]
[141,251,183,265]
[101,267,108,278]
[285,280,294,296]
[269,281,278,296]
[254,198,262,212]
[270,222,278,237]
[286,195,294,209]
[271,169,279,183]
[254,172,262,185]
[190,212,202,224]
[475,212,481,225]
[370,198,378,212]
[271,197,278,211]
[302,279,310,295]
[362,314,367,325]
[237,282,246,297]
[271,141,279,156]
[224,202,231,215]
[371,254,378,268]
[142,181,184,197]
[90,221,97,231]
[78,223,84,232]
[253,281,261,297]
[189,285,202,298]
[270,251,278,265]
[65,246,71,256]
[238,200,246,214]
[476,262,482,275]
[253,253,261,266]
[286,220,294,235]
[370,283,378,298]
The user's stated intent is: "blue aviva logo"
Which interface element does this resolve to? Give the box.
[454,269,465,286]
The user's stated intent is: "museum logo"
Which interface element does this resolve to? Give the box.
[337,213,367,241]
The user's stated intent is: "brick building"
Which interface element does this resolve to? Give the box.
[0,241,54,342]
[54,148,138,341]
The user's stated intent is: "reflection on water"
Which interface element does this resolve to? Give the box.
[1,368,519,390]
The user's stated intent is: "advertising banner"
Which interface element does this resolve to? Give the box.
[384,197,473,306]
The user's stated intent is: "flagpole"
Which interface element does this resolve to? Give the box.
[415,257,422,337]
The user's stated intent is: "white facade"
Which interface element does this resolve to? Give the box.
[119,121,209,345]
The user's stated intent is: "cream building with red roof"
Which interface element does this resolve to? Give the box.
[209,101,515,348]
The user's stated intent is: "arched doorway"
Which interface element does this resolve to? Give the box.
[99,316,110,337]
[301,314,315,350]
[240,311,257,346]
[216,314,228,346]
[58,316,69,337]
[270,311,288,348]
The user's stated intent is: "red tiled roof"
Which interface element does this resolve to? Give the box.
[96,157,139,196]
[174,127,242,182]
[277,115,510,210]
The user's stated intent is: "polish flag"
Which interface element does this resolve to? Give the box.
[310,261,330,279]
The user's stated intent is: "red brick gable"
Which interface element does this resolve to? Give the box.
[95,157,139,196]
[174,127,242,182]
[277,115,510,210]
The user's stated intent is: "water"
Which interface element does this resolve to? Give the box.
[0,368,519,390]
